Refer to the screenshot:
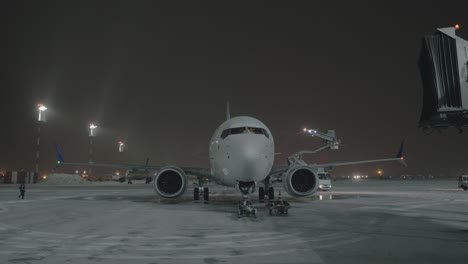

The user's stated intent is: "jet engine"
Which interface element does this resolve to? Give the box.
[153,166,187,198]
[283,166,318,197]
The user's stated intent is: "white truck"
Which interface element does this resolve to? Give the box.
[458,175,468,191]
[317,169,332,191]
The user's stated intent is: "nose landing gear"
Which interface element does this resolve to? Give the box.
[237,181,257,217]
[238,196,257,218]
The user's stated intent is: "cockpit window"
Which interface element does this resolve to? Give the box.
[220,127,270,139]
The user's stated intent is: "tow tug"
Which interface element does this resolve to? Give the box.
[266,192,290,216]
[238,195,257,217]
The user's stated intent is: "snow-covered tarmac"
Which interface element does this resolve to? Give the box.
[1,180,467,264]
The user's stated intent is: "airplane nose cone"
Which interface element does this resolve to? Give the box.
[237,139,272,182]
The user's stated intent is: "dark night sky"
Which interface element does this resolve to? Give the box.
[2,0,468,177]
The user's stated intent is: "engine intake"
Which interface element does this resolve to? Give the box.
[153,166,187,198]
[283,166,318,197]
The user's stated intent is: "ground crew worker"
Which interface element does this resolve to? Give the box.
[18,184,25,199]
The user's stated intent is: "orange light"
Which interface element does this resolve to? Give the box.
[455,24,460,30]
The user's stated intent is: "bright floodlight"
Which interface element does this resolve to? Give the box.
[37,104,47,111]
[118,141,124,152]
[89,123,97,136]
[37,103,47,121]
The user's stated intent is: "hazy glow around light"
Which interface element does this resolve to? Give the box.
[37,104,47,111]
[37,104,47,121]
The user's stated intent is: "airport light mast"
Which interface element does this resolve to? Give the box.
[35,104,47,181]
[89,123,97,177]
[118,141,124,153]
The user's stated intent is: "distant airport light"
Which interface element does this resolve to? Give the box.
[89,123,97,137]
[118,141,124,152]
[37,104,47,111]
[455,24,460,30]
[37,103,47,122]
[303,128,307,132]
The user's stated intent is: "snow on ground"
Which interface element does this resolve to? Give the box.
[0,180,467,264]
[39,173,92,185]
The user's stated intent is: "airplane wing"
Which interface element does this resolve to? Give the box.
[268,141,407,176]
[306,156,405,170]
[54,144,213,179]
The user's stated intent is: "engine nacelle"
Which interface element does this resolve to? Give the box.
[283,166,318,197]
[153,166,187,198]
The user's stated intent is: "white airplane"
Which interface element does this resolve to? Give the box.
[56,104,405,203]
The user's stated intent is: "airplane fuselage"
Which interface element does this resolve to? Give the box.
[209,116,274,187]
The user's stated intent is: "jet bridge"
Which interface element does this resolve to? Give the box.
[419,25,468,132]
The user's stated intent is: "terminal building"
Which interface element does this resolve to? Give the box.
[2,171,37,184]
[419,26,468,132]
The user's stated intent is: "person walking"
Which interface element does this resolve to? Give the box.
[18,184,25,199]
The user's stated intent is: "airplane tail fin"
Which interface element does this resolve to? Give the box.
[54,144,65,166]
[396,140,407,167]
[226,101,230,120]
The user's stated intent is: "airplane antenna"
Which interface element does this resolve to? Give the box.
[226,101,231,120]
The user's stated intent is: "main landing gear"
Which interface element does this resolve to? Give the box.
[193,177,209,202]
[258,177,274,201]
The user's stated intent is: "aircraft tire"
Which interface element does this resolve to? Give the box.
[203,187,209,201]
[268,187,274,200]
[194,188,200,200]
[259,187,265,201]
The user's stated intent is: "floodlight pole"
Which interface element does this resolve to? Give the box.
[89,123,97,177]
[36,104,47,182]
[35,123,41,177]
[118,141,124,153]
